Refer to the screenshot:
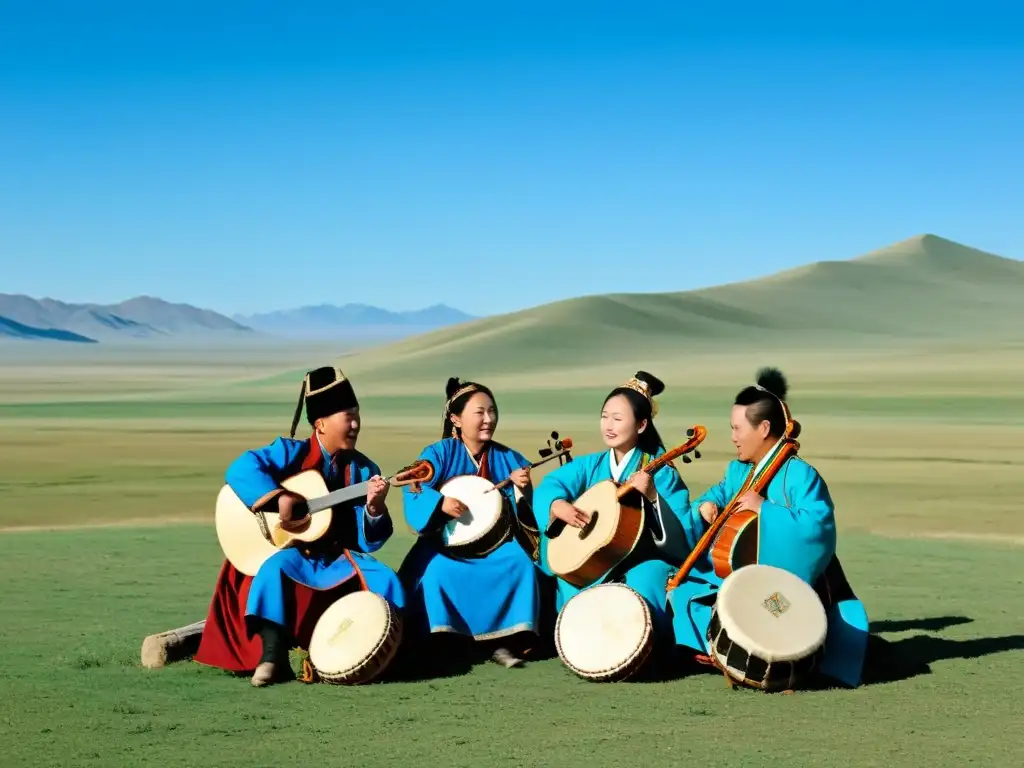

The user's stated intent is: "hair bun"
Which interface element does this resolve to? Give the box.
[755,366,788,400]
[635,370,665,398]
[445,377,463,399]
[789,420,802,439]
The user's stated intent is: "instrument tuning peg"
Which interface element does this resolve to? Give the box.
[682,455,692,463]
[686,428,694,437]
[550,430,559,440]
[539,448,552,458]
[694,450,701,460]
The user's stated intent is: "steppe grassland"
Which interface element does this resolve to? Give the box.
[0,340,1022,767]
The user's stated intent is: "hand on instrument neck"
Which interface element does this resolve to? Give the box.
[627,470,657,503]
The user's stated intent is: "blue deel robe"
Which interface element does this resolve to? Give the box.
[667,454,870,688]
[399,438,543,641]
[532,446,697,638]
[224,435,406,628]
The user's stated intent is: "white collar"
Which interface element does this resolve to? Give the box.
[608,447,636,482]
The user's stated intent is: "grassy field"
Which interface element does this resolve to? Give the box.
[1,339,1023,767]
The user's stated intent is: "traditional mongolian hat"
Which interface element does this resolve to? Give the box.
[289,366,359,438]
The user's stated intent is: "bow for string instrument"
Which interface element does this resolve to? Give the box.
[666,422,800,593]
[545,426,707,588]
[485,433,575,493]
[215,459,434,577]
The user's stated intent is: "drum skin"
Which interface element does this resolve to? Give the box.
[308,591,403,685]
[707,564,827,692]
[555,583,654,682]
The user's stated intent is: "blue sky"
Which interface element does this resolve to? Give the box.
[1,1,1021,316]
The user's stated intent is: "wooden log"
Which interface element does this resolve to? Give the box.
[140,620,206,669]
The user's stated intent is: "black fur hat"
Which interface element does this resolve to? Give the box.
[289,367,358,437]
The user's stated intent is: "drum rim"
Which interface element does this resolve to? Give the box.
[309,592,400,681]
[554,583,654,679]
[714,564,827,663]
[440,474,507,548]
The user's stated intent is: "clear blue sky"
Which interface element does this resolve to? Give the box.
[2,1,1021,317]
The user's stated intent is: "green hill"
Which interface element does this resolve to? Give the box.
[331,234,1022,385]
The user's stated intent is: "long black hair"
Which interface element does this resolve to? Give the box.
[603,370,665,456]
[442,377,497,439]
[734,366,802,440]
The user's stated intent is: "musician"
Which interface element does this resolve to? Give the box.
[193,367,405,687]
[667,367,870,688]
[398,377,545,669]
[532,371,698,643]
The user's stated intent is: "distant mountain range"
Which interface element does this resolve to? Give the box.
[233,303,476,340]
[0,295,254,343]
[0,293,476,344]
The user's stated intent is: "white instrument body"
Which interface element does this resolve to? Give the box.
[438,475,514,557]
[707,564,828,692]
[215,470,335,577]
[555,582,654,682]
[307,591,403,685]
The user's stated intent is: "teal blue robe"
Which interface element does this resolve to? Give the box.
[398,438,543,641]
[532,446,697,637]
[667,454,870,688]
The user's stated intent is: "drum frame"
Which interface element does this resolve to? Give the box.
[440,475,515,558]
[307,593,404,686]
[555,583,655,682]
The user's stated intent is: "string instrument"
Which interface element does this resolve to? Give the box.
[506,432,575,561]
[439,432,574,558]
[215,460,434,576]
[666,427,799,592]
[545,426,707,588]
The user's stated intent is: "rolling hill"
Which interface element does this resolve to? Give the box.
[334,234,1024,384]
[234,303,475,340]
[0,295,256,343]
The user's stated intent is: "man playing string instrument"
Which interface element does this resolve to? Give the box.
[668,367,870,688]
[193,367,405,687]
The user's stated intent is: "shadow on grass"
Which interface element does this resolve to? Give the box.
[862,615,1024,687]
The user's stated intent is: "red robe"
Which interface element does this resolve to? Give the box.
[193,438,363,673]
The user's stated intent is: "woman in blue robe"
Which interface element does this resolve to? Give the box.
[667,367,871,688]
[193,366,405,687]
[399,377,545,669]
[532,371,700,645]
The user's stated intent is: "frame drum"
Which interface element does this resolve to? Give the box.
[307,591,403,685]
[707,564,827,692]
[555,583,654,682]
[439,475,513,557]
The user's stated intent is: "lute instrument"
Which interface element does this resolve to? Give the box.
[438,434,574,558]
[545,426,707,588]
[666,418,799,592]
[215,459,434,576]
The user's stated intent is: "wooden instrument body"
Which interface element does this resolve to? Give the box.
[710,508,759,579]
[547,480,645,588]
[546,426,707,588]
[215,469,333,577]
[439,474,514,558]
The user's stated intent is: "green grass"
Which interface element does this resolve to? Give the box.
[1,339,1024,766]
[1,527,1022,767]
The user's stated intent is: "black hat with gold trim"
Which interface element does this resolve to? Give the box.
[289,366,359,438]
